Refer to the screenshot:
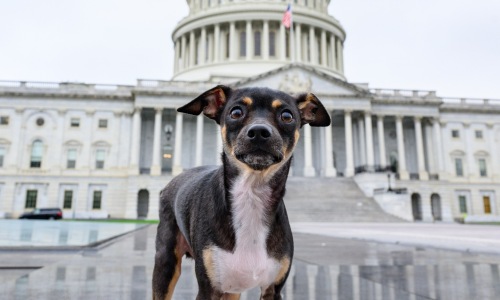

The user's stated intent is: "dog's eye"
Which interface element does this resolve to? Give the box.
[230,107,243,119]
[281,110,293,123]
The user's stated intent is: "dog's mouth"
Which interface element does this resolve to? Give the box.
[235,149,283,171]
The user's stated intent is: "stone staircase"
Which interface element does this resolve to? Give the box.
[284,177,404,222]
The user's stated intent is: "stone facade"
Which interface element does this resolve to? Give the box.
[0,0,499,221]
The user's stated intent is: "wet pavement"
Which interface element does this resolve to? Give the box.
[1,223,500,299]
[0,220,145,248]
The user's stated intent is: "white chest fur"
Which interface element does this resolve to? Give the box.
[206,173,281,293]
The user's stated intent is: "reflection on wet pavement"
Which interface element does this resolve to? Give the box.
[1,225,500,299]
[0,220,145,247]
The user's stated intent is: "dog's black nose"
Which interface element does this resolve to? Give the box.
[247,124,272,140]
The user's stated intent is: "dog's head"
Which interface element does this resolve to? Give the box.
[178,85,330,172]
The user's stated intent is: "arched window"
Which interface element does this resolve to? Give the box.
[30,140,43,168]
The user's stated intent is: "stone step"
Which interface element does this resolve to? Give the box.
[284,177,404,222]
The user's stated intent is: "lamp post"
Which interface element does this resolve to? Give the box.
[387,173,393,192]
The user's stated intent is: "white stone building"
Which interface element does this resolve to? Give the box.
[0,0,499,222]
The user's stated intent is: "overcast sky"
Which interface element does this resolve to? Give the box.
[1,0,499,99]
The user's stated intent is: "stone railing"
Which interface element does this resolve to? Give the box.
[136,79,214,89]
[370,88,437,100]
[441,97,500,106]
[0,80,132,92]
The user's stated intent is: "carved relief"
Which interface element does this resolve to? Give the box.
[278,73,313,94]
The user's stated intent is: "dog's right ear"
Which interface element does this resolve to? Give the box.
[177,85,231,123]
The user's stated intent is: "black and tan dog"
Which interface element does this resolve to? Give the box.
[153,85,330,299]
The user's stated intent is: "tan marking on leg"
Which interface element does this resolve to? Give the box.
[271,99,282,109]
[203,248,217,286]
[222,293,241,300]
[164,245,184,300]
[274,256,291,284]
[242,97,253,106]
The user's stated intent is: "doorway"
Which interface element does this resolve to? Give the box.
[431,193,442,221]
[137,189,149,219]
[411,193,422,221]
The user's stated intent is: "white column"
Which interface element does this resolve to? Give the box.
[396,115,409,179]
[229,21,236,61]
[263,20,269,60]
[364,112,375,171]
[330,34,337,70]
[344,110,354,177]
[195,115,204,166]
[337,38,344,73]
[180,35,187,69]
[414,116,429,180]
[189,31,195,67]
[216,124,223,165]
[464,123,476,178]
[323,112,336,177]
[214,24,220,62]
[320,30,327,66]
[303,124,315,177]
[150,108,162,176]
[487,124,499,178]
[129,108,142,175]
[279,22,286,60]
[376,115,387,169]
[295,23,301,62]
[199,26,207,65]
[357,117,366,167]
[174,40,180,73]
[246,21,252,60]
[308,26,315,63]
[433,119,446,178]
[8,109,23,171]
[207,32,214,62]
[172,112,184,176]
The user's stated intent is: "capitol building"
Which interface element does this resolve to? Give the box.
[0,0,499,222]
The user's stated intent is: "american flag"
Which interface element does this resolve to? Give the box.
[282,4,292,29]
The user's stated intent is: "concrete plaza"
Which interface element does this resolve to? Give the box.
[0,221,499,299]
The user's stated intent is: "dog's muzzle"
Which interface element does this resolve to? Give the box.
[234,124,284,171]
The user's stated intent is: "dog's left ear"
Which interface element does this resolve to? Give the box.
[296,93,331,127]
[178,85,232,123]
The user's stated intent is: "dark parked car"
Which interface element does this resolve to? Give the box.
[19,208,63,220]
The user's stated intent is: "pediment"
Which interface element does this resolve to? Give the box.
[233,64,368,97]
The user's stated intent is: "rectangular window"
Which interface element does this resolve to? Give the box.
[92,191,102,209]
[254,31,261,56]
[0,116,9,125]
[455,158,463,177]
[70,118,80,128]
[25,190,38,209]
[451,130,459,138]
[98,119,108,129]
[95,149,105,169]
[239,32,246,57]
[67,149,77,169]
[479,159,487,177]
[0,147,4,167]
[458,195,467,214]
[63,190,73,209]
[269,31,276,57]
[475,130,483,139]
[483,196,492,214]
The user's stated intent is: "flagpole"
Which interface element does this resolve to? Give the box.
[289,2,295,63]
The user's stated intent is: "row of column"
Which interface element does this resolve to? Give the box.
[174,21,343,73]
[343,111,443,180]
[128,108,442,180]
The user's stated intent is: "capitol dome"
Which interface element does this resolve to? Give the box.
[172,0,346,82]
